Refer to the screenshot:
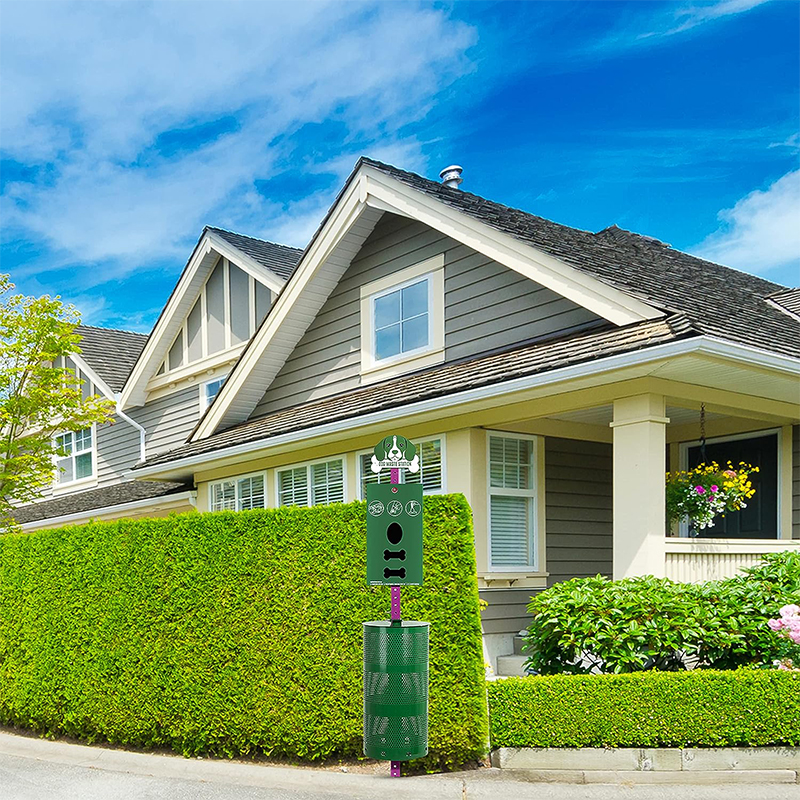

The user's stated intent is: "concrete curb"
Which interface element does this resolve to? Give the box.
[491,747,800,784]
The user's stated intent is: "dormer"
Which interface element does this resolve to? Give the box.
[119,227,302,409]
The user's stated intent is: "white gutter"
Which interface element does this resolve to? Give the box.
[132,335,800,478]
[114,393,147,461]
[20,490,197,532]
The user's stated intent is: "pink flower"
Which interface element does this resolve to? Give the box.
[767,618,783,631]
[695,485,706,494]
[710,485,719,493]
[780,604,800,618]
[790,630,800,645]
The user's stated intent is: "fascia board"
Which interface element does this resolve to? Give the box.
[19,490,196,531]
[192,176,369,441]
[68,354,117,402]
[204,231,286,294]
[135,335,800,479]
[362,169,663,325]
[119,234,233,409]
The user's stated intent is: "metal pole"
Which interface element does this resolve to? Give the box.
[389,466,401,778]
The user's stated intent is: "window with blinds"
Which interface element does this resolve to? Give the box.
[358,438,443,498]
[210,474,265,511]
[277,459,345,507]
[488,434,537,569]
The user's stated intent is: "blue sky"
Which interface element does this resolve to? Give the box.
[1,0,798,332]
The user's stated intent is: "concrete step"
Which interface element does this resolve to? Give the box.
[496,654,529,677]
[513,635,526,655]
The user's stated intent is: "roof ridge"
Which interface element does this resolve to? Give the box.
[78,323,149,338]
[204,225,303,252]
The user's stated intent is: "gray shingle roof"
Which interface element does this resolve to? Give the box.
[138,314,695,468]
[769,288,800,318]
[205,226,303,280]
[76,325,148,392]
[360,158,800,358]
[12,481,191,524]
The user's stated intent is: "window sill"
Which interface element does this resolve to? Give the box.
[360,347,444,386]
[478,572,548,590]
[52,476,98,496]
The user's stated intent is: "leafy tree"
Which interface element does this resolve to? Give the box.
[0,275,114,529]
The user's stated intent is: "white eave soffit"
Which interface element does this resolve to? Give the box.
[192,165,663,441]
[118,232,286,409]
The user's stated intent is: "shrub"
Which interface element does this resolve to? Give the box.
[0,496,487,769]
[488,670,800,748]
[523,551,800,674]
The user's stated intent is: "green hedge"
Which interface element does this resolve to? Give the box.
[489,670,800,748]
[0,495,487,768]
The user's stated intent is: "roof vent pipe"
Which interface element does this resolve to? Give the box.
[439,165,463,189]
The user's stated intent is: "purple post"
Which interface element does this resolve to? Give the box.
[390,467,401,778]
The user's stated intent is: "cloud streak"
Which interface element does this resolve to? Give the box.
[693,170,800,280]
[1,1,476,301]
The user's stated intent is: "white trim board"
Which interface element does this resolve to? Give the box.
[135,335,800,481]
[119,232,289,410]
[193,163,665,440]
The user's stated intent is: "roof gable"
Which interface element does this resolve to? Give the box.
[193,161,662,440]
[119,228,302,409]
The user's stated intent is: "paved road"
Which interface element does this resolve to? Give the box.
[1,733,799,800]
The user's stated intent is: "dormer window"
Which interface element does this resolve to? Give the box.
[360,254,444,383]
[54,427,95,486]
[201,374,227,411]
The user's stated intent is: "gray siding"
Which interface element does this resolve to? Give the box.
[545,437,613,586]
[96,415,141,486]
[251,214,602,417]
[130,385,201,458]
[479,588,540,636]
[480,436,614,636]
[793,425,799,539]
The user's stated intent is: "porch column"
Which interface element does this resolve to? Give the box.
[610,394,669,579]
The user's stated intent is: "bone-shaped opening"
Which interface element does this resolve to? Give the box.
[384,567,406,579]
[383,549,406,561]
[386,522,403,545]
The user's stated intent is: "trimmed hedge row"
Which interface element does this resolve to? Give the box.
[0,496,487,768]
[489,670,800,748]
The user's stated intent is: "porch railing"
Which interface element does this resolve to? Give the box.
[664,537,800,583]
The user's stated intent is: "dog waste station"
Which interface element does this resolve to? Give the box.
[363,434,429,777]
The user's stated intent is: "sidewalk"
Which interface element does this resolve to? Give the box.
[1,730,798,800]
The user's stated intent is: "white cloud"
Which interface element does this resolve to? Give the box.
[0,1,476,296]
[693,170,800,279]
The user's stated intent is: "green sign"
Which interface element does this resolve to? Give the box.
[366,482,423,585]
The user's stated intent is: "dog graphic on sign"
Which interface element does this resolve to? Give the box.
[370,435,419,474]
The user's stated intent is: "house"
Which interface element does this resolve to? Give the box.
[13,158,800,671]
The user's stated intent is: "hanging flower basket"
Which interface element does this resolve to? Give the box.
[665,461,758,531]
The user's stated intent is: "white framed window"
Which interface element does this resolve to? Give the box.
[373,276,430,362]
[200,374,228,411]
[276,457,345,508]
[359,255,444,382]
[487,432,539,571]
[209,472,266,511]
[358,437,444,499]
[54,426,95,485]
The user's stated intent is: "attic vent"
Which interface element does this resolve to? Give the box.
[439,165,463,189]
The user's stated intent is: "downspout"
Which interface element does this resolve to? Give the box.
[114,393,147,462]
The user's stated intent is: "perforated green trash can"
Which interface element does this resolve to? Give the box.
[363,620,429,761]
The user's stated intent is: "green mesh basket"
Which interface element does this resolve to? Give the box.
[363,620,429,761]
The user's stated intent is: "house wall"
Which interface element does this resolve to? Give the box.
[250,214,603,417]
[793,424,799,539]
[129,385,202,458]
